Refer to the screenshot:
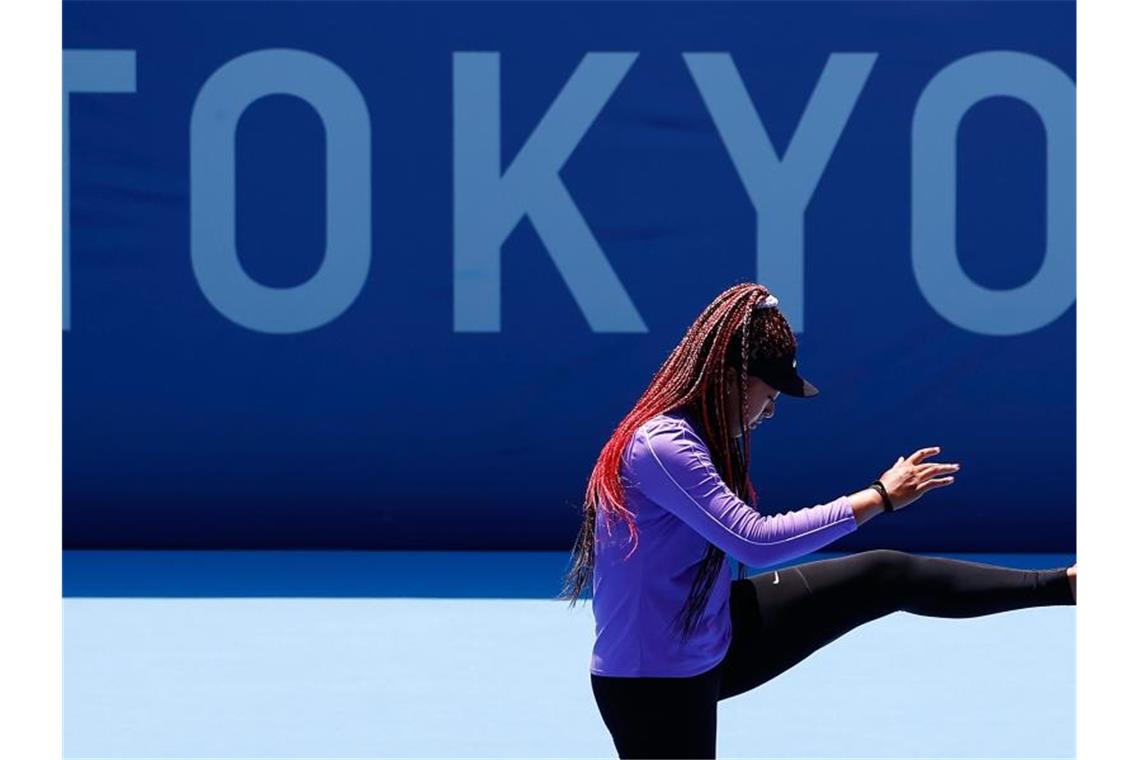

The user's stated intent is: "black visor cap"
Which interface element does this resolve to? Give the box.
[747,353,819,398]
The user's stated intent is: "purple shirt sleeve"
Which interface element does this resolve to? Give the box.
[630,419,858,568]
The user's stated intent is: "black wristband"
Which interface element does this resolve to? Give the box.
[870,480,895,513]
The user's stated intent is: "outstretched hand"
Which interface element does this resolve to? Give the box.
[878,447,960,511]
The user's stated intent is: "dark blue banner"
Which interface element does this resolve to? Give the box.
[64,1,1075,551]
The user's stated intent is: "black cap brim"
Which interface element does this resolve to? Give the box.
[748,354,819,398]
[773,375,819,398]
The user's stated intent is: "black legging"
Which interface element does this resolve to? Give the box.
[590,549,1075,760]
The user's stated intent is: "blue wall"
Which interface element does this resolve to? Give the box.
[64,1,1075,551]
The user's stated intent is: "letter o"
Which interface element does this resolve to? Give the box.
[912,51,1074,336]
[190,49,371,333]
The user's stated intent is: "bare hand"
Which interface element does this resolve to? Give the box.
[878,447,959,511]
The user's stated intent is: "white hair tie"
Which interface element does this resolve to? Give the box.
[755,294,779,309]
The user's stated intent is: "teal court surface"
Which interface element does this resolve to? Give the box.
[64,551,1075,759]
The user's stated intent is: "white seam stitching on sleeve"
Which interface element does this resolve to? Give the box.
[641,422,852,548]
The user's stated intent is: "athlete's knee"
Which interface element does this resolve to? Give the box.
[859,549,919,588]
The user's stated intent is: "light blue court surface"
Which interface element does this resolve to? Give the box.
[64,551,1075,759]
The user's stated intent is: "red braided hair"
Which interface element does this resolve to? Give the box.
[558,281,799,641]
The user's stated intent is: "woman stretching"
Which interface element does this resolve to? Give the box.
[559,282,1076,760]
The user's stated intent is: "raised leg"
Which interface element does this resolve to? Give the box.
[718,549,1073,700]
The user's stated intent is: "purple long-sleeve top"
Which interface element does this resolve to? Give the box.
[590,408,858,677]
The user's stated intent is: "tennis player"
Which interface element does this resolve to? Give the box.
[559,282,1076,759]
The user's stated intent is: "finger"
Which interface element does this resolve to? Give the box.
[908,447,941,465]
[917,476,955,493]
[917,462,960,477]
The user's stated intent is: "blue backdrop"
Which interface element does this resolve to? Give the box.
[63,0,1075,551]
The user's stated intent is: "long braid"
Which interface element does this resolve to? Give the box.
[667,292,763,639]
[559,281,798,643]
